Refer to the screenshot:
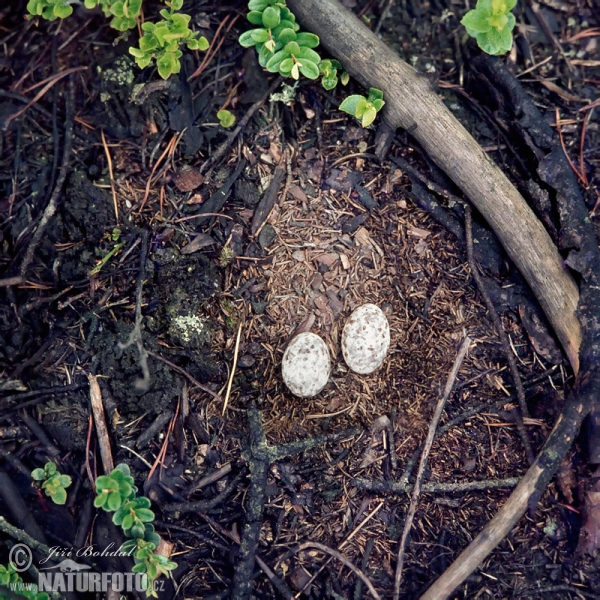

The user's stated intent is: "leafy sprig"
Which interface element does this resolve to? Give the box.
[339,88,385,127]
[31,462,72,506]
[94,464,173,597]
[461,0,517,55]
[130,0,209,79]
[26,0,209,79]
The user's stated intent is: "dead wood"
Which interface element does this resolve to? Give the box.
[418,56,600,599]
[286,0,581,372]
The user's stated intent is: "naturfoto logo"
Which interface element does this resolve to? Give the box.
[6,543,165,595]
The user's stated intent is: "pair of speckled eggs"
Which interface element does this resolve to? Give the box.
[281,304,390,397]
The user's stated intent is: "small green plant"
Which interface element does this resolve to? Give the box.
[26,0,208,79]
[217,109,237,128]
[0,564,49,600]
[26,0,73,20]
[94,464,175,597]
[339,88,385,127]
[319,59,349,90]
[90,228,125,276]
[239,0,377,128]
[129,0,209,79]
[461,0,517,55]
[31,462,72,506]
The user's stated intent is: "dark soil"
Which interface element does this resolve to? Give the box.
[1,0,600,598]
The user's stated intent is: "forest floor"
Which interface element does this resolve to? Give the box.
[1,0,600,598]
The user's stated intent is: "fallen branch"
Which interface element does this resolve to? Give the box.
[286,0,581,372]
[419,381,595,599]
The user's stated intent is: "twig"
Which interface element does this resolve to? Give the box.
[556,108,588,187]
[88,374,114,473]
[100,129,119,223]
[3,66,85,131]
[162,470,246,514]
[146,349,222,401]
[251,151,288,236]
[0,276,23,287]
[20,75,75,277]
[352,476,520,494]
[222,321,243,414]
[294,542,381,600]
[419,381,595,600]
[393,336,472,600]
[465,204,535,464]
[118,231,150,391]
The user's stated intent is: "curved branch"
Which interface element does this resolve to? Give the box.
[287,0,581,372]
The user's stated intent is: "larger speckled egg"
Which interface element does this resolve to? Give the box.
[282,332,331,397]
[342,304,390,374]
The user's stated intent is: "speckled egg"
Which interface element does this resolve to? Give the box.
[282,332,331,397]
[342,304,390,374]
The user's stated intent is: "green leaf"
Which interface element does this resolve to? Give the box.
[262,6,280,29]
[167,0,183,9]
[290,62,300,79]
[296,47,320,64]
[266,49,290,72]
[278,28,297,44]
[111,15,136,31]
[250,28,270,43]
[367,87,384,102]
[355,97,368,118]
[107,491,123,511]
[477,24,513,54]
[31,469,45,481]
[131,522,145,539]
[339,95,366,117]
[284,41,301,56]
[122,514,135,530]
[474,0,493,17]
[146,561,158,581]
[45,462,57,475]
[53,5,73,20]
[247,11,263,25]
[248,0,268,10]
[135,508,155,522]
[280,7,296,22]
[94,493,108,509]
[217,109,236,128]
[196,36,210,51]
[361,105,377,127]
[58,474,72,487]
[372,98,385,111]
[299,60,319,79]
[340,71,350,85]
[279,57,293,75]
[488,12,508,30]
[52,488,67,505]
[461,9,492,32]
[95,475,114,491]
[110,1,124,17]
[239,30,257,47]
[84,0,98,8]
[139,34,158,52]
[295,32,319,48]
[321,76,338,90]
[157,52,180,79]
[131,562,147,573]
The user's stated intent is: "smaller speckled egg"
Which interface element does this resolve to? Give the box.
[342,304,390,374]
[282,332,331,397]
